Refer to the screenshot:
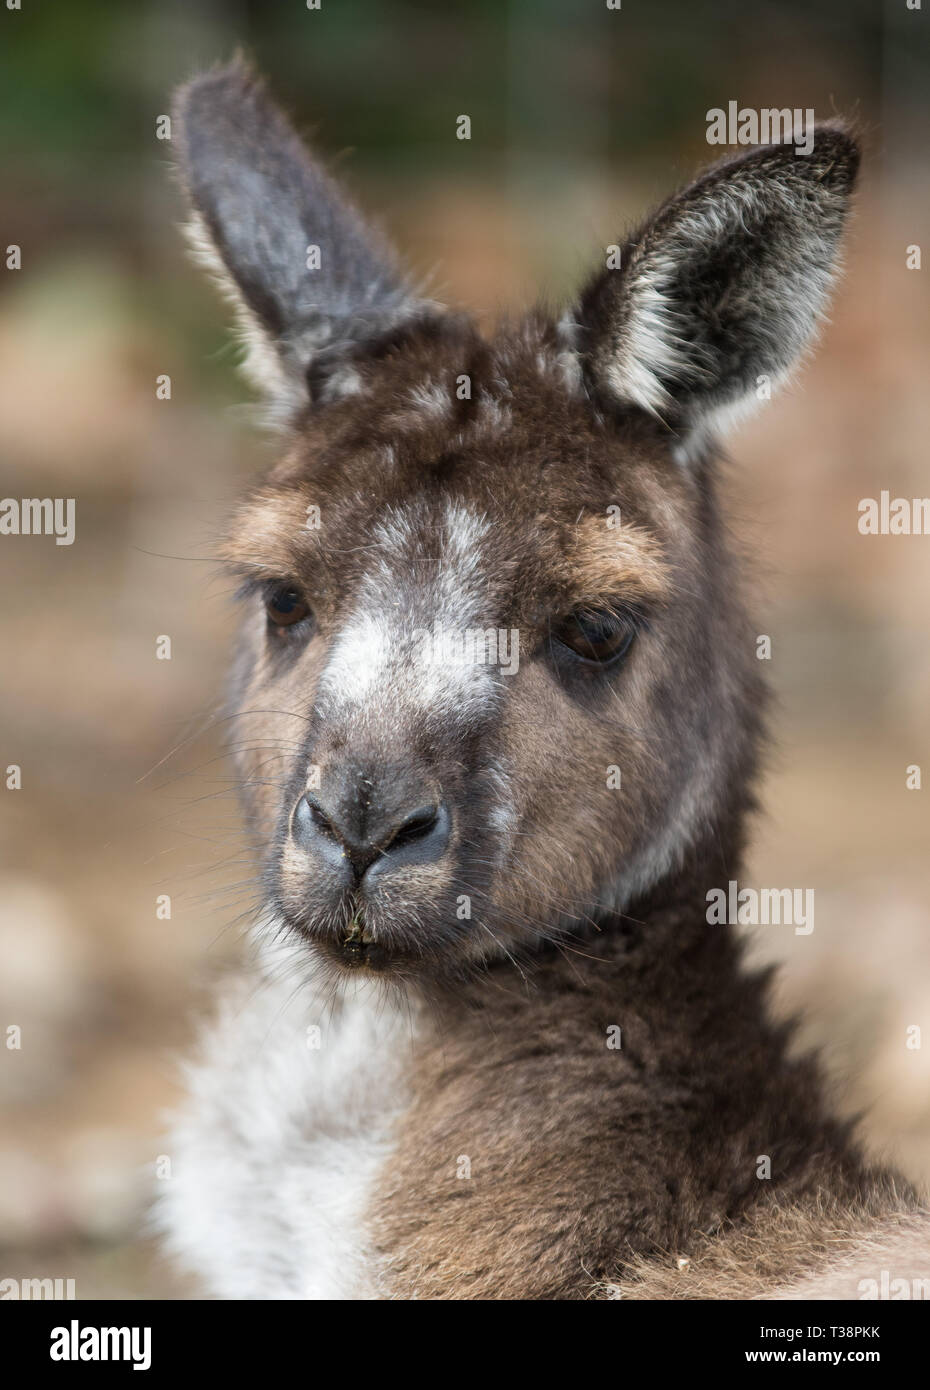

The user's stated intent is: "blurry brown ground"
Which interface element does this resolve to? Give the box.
[1,1,928,1297]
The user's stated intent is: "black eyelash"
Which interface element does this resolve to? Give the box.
[548,600,648,672]
[595,599,649,629]
[231,576,302,608]
[568,600,649,639]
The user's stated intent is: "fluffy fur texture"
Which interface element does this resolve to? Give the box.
[173,58,439,421]
[160,934,416,1299]
[569,128,858,447]
[158,63,927,1299]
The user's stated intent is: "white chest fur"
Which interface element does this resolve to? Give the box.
[158,940,417,1299]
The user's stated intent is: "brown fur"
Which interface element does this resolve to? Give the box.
[367,876,920,1299]
[167,64,928,1299]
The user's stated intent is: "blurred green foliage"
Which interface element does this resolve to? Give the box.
[0,0,883,169]
[0,0,889,386]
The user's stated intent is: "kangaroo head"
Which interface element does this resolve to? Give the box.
[174,62,858,985]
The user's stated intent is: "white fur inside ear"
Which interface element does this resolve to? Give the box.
[601,259,695,419]
[182,211,307,428]
[582,155,851,448]
[181,211,429,428]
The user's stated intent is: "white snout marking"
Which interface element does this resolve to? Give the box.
[317,501,501,726]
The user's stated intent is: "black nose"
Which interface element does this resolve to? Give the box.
[293,792,450,882]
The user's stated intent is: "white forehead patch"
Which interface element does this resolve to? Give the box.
[318,609,391,709]
[317,500,501,725]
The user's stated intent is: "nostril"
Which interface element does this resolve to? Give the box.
[293,793,344,854]
[305,795,339,840]
[366,801,451,880]
[293,788,450,881]
[386,804,440,851]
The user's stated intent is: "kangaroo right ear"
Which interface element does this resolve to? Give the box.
[567,126,860,457]
[173,60,436,417]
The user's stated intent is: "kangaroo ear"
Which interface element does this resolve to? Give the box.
[173,60,434,417]
[569,126,860,455]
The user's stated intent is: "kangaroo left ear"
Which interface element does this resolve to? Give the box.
[173,59,439,420]
[566,126,860,454]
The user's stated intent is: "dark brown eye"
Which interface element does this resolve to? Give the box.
[266,584,311,629]
[554,609,637,665]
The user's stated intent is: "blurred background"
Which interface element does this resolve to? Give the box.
[0,0,927,1297]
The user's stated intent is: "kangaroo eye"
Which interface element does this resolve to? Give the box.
[266,584,311,629]
[554,610,637,665]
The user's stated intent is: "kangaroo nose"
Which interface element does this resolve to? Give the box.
[293,792,450,881]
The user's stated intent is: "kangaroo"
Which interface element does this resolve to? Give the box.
[159,61,928,1300]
